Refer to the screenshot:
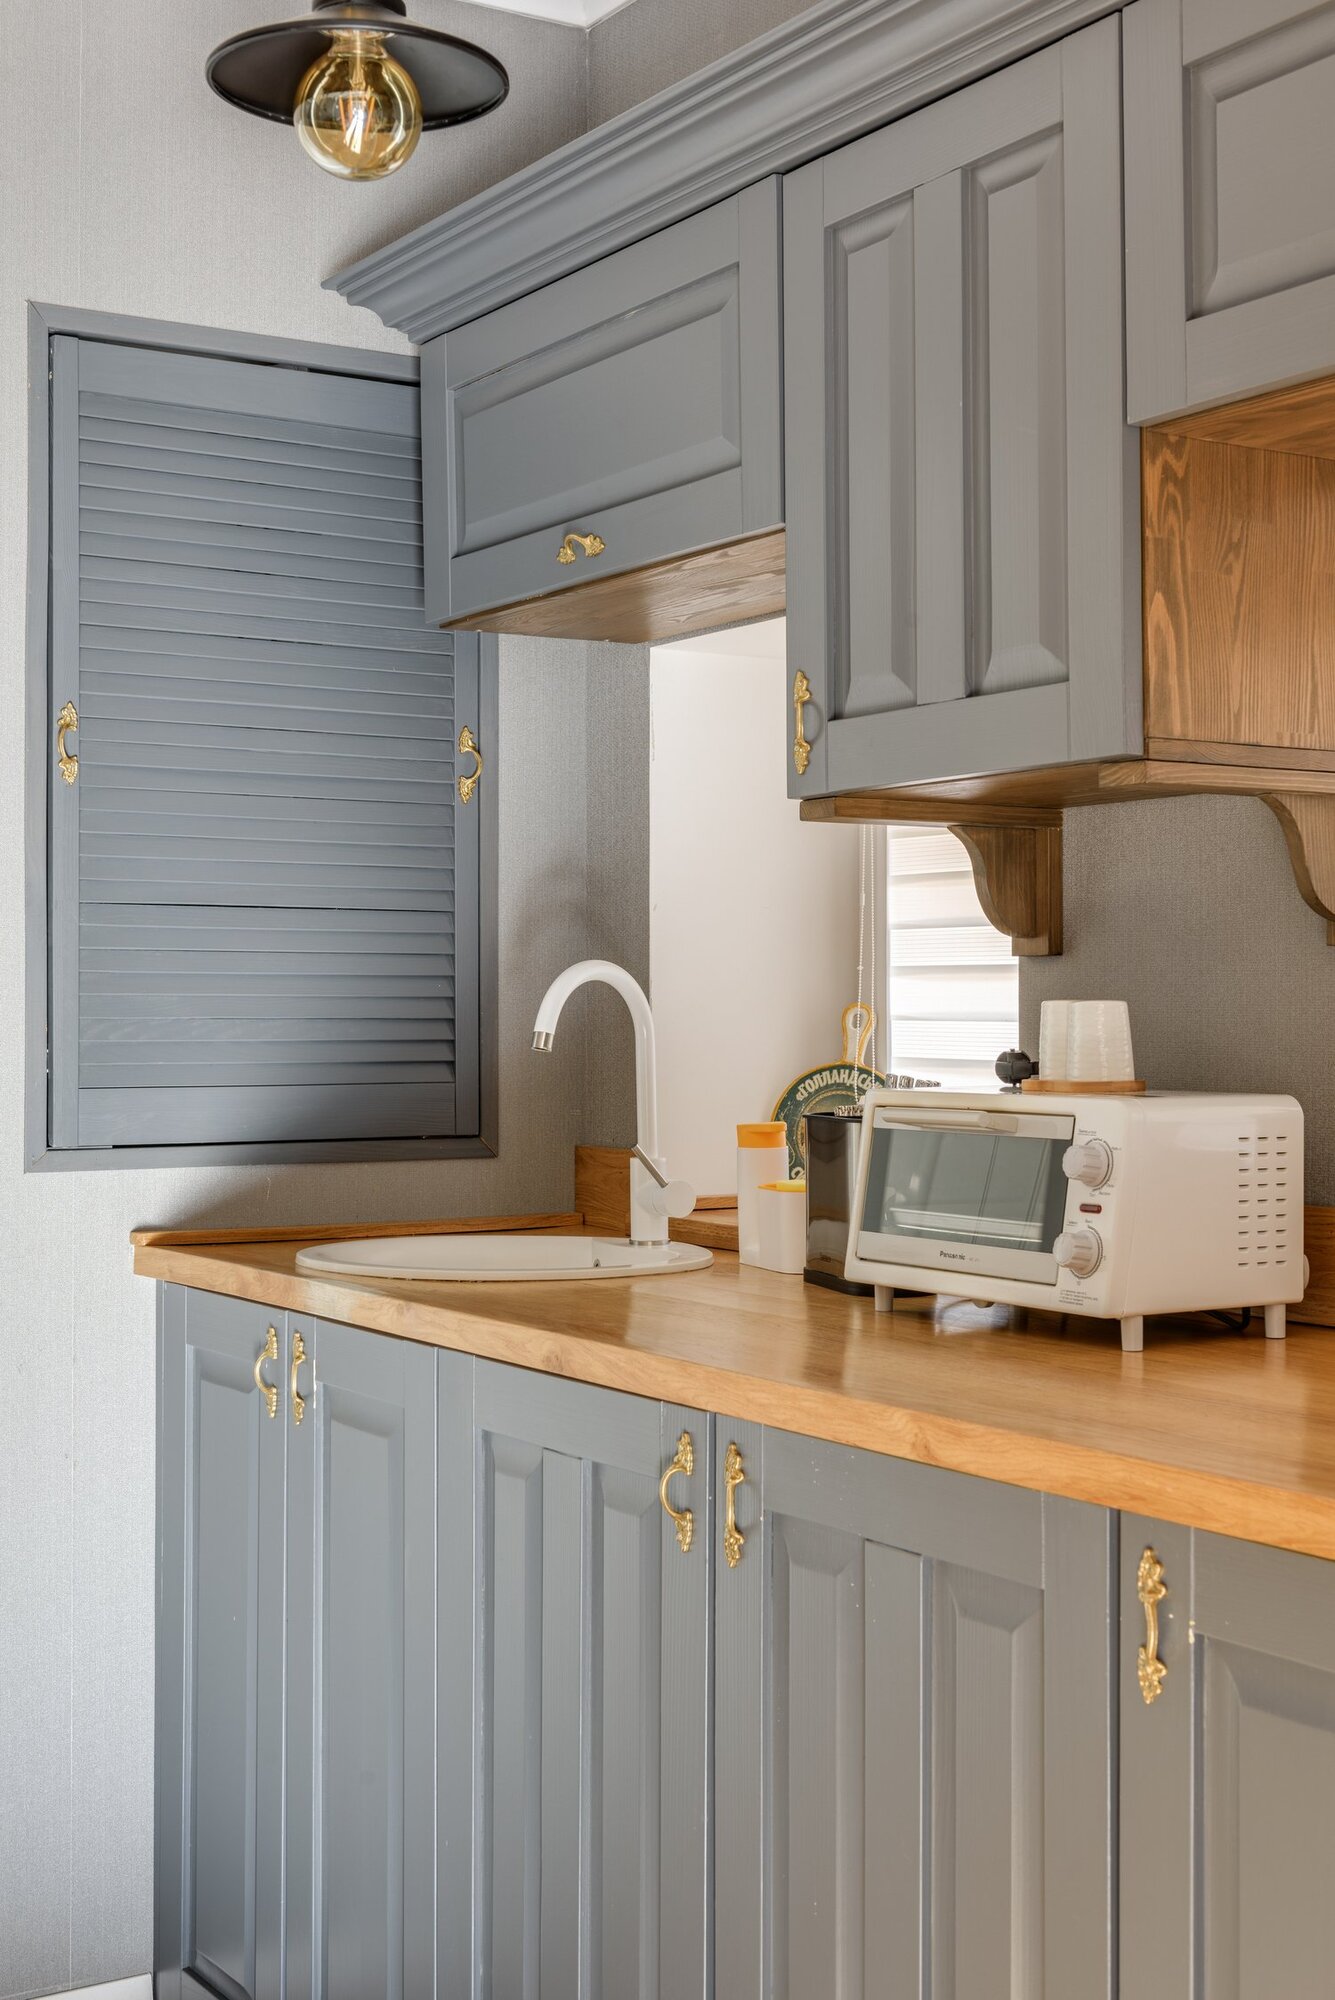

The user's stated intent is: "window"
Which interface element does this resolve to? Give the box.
[27,312,495,1168]
[885,825,1019,1089]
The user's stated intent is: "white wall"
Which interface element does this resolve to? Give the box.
[0,9,625,1997]
[649,622,860,1194]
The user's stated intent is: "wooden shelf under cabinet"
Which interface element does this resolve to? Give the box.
[804,375,1335,954]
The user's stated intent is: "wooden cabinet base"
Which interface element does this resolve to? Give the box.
[440,528,786,644]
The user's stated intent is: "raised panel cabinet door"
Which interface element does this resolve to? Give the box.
[715,1429,1115,2000]
[156,1286,286,2000]
[783,16,1139,797]
[1125,0,1335,420]
[1121,1519,1335,1998]
[423,180,782,625]
[285,1318,437,2000]
[470,1361,711,1999]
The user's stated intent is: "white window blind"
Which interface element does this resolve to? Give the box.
[885,826,1019,1088]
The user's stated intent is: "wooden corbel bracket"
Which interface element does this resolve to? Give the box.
[1262,794,1335,945]
[948,820,1064,957]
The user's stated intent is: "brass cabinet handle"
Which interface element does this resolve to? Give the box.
[457,724,483,805]
[56,700,79,785]
[556,530,606,566]
[1137,1547,1168,1705]
[659,1430,695,1553]
[792,671,812,778]
[290,1328,308,1428]
[252,1327,279,1420]
[723,1441,746,1569]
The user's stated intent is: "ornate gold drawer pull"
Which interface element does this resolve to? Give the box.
[457,724,483,804]
[290,1327,308,1428]
[252,1327,279,1420]
[1137,1546,1168,1705]
[723,1441,747,1569]
[56,700,79,785]
[557,530,606,566]
[792,671,812,778]
[659,1430,695,1553]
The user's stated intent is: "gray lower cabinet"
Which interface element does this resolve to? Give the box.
[421,180,783,627]
[715,1426,1116,1999]
[1124,0,1335,422]
[448,1361,713,2000]
[783,16,1138,798]
[156,1290,437,2000]
[1121,1517,1335,1998]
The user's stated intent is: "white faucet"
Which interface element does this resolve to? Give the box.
[532,959,695,1247]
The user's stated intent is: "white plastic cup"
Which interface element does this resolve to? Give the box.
[1063,1000,1135,1082]
[1038,1000,1071,1081]
[754,1180,807,1275]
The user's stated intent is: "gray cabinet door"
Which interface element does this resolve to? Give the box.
[1121,1518,1335,1997]
[156,1287,287,2000]
[716,1426,1115,1999]
[783,18,1138,797]
[1125,0,1335,421]
[424,181,782,626]
[468,1360,710,1998]
[285,1316,438,2000]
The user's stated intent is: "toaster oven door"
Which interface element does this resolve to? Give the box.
[855,1108,1076,1284]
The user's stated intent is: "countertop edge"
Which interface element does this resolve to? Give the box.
[133,1240,1335,1565]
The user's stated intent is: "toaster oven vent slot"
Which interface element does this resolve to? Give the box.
[1237,1131,1294,1270]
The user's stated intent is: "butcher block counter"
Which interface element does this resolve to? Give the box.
[132,1220,1335,1561]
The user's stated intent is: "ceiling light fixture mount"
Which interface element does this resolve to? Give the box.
[206,0,509,181]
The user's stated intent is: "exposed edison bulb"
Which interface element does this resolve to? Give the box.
[293,31,422,180]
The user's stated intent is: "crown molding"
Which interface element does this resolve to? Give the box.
[326,0,1120,341]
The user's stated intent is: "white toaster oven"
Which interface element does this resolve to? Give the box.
[844,1089,1305,1351]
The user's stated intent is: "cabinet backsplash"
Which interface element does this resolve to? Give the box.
[1020,796,1335,1200]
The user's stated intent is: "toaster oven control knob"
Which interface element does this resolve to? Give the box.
[1062,1140,1113,1190]
[1054,1226,1104,1279]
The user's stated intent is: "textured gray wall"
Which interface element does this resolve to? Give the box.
[1020,797,1335,1202]
[587,0,819,126]
[0,7,629,1997]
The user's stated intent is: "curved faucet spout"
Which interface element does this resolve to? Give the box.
[532,959,660,1163]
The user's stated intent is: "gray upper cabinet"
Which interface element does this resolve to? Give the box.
[460,1361,712,1999]
[783,17,1139,797]
[715,1425,1115,2000]
[1125,0,1335,422]
[422,181,783,627]
[1121,1517,1335,1998]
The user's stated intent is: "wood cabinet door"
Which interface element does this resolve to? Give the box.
[715,1426,1115,2000]
[1121,1518,1335,1998]
[1125,0,1335,422]
[425,181,782,627]
[156,1287,287,2000]
[783,17,1138,798]
[284,1316,438,2000]
[467,1361,711,1999]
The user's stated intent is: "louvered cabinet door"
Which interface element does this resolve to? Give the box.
[715,1430,1115,2000]
[45,333,485,1161]
[782,16,1138,797]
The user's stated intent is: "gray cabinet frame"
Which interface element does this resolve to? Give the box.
[783,18,1140,800]
[1124,0,1335,422]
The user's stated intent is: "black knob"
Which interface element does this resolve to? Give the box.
[995,1048,1037,1089]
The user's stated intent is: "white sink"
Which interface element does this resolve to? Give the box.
[295,1233,713,1283]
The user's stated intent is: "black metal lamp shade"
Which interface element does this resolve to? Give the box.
[206,0,509,130]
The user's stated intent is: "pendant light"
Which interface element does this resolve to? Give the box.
[206,0,509,182]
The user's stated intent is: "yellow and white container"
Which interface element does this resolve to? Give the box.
[755,1179,808,1275]
[737,1122,788,1265]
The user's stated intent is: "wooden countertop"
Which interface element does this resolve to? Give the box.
[133,1231,1335,1562]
